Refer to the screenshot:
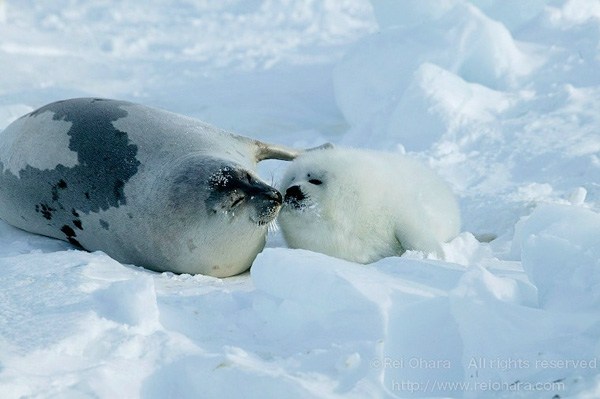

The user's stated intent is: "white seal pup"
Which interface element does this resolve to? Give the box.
[0,98,303,277]
[278,147,461,263]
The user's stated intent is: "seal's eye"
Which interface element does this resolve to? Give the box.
[308,179,322,185]
[231,195,245,208]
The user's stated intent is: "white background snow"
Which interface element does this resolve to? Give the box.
[1,0,599,398]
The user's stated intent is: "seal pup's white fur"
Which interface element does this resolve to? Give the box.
[278,147,460,263]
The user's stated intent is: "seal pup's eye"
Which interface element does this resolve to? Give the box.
[308,179,322,185]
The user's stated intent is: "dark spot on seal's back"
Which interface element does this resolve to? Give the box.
[99,219,110,230]
[0,98,141,251]
[51,179,68,201]
[61,225,75,236]
[60,224,82,248]
[37,203,56,220]
[73,219,83,230]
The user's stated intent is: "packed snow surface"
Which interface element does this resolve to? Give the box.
[1,0,599,398]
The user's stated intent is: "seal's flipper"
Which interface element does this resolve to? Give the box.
[254,141,334,162]
[255,141,300,162]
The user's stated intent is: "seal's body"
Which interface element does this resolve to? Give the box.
[278,147,461,263]
[0,98,297,277]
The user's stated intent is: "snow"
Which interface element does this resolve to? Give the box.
[514,204,600,312]
[0,0,599,398]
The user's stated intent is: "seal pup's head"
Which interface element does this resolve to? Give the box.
[277,146,461,263]
[277,146,386,263]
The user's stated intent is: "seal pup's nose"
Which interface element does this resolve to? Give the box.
[284,185,305,202]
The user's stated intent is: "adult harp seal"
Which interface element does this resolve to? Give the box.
[0,98,300,277]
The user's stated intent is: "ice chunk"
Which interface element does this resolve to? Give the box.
[513,204,600,311]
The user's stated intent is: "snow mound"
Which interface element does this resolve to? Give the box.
[513,204,600,312]
[333,1,541,143]
[343,62,516,151]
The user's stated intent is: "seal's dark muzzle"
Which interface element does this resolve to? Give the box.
[264,188,283,205]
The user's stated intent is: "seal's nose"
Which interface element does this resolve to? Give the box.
[244,176,282,205]
[284,185,305,202]
[267,189,283,205]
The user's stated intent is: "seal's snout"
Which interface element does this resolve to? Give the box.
[251,186,283,226]
[284,185,305,203]
[267,189,283,205]
[249,181,282,205]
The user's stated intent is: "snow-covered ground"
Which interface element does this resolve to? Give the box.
[1,0,599,397]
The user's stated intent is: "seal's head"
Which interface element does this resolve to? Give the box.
[169,156,282,228]
[163,155,283,276]
[206,163,282,226]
